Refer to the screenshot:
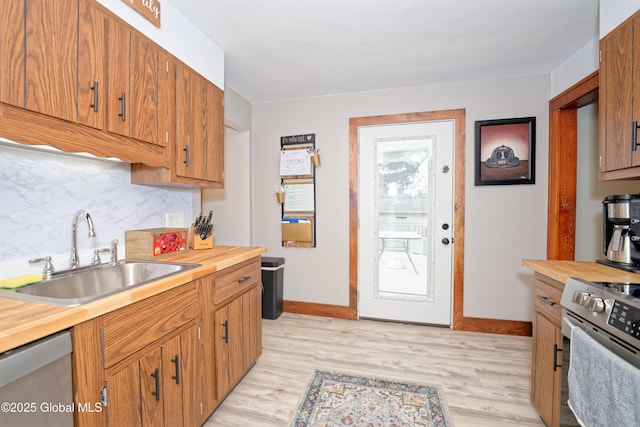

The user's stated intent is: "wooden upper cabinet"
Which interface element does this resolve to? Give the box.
[158,50,176,148]
[0,0,25,107]
[107,17,168,146]
[175,62,225,184]
[77,0,106,129]
[129,32,159,145]
[600,10,640,178]
[25,0,78,122]
[176,63,204,179]
[208,82,225,183]
[107,18,131,138]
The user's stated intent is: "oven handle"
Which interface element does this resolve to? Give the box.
[561,310,580,339]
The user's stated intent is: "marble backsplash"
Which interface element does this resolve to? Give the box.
[0,143,194,277]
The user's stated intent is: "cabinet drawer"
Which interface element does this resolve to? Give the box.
[102,283,198,368]
[533,274,563,325]
[214,257,261,305]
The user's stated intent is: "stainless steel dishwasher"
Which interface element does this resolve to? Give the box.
[0,330,73,426]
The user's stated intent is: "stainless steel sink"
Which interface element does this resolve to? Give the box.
[0,261,200,306]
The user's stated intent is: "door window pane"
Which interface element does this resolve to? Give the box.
[375,137,433,300]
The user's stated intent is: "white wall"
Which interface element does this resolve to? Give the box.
[551,38,599,98]
[251,74,550,322]
[201,127,252,246]
[224,87,253,132]
[575,103,640,261]
[601,0,640,37]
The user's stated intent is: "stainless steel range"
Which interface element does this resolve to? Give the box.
[561,277,640,365]
[561,277,640,427]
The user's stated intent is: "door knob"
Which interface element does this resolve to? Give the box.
[442,223,449,230]
[442,237,450,245]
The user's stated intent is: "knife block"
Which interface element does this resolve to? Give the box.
[190,224,213,250]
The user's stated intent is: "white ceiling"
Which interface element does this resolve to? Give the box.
[171,0,599,104]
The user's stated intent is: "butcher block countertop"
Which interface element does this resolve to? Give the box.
[522,259,640,284]
[0,245,266,353]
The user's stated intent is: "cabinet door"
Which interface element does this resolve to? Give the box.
[176,64,207,180]
[178,325,201,427]
[140,347,164,426]
[600,12,640,173]
[0,0,25,107]
[531,310,562,427]
[215,297,244,398]
[243,286,262,368]
[78,0,106,129]
[130,32,159,145]
[106,18,130,138]
[158,50,175,148]
[25,0,78,122]
[162,334,183,427]
[176,63,225,183]
[105,362,142,427]
[632,13,640,169]
[206,83,224,183]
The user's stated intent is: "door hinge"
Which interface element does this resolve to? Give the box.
[198,326,201,340]
[166,60,169,73]
[165,131,169,143]
[100,386,108,407]
[200,402,204,415]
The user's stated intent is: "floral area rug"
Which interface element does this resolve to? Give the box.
[289,369,454,427]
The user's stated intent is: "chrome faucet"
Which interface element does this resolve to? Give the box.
[70,209,96,268]
[110,239,119,265]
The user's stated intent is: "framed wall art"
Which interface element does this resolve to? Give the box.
[474,117,536,186]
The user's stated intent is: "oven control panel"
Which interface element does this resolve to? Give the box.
[608,300,640,341]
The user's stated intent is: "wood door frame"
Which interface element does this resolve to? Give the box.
[547,71,599,260]
[349,109,466,328]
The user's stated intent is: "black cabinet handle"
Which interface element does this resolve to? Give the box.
[553,344,563,372]
[150,368,160,401]
[171,355,180,385]
[222,320,229,343]
[633,120,640,151]
[118,92,126,121]
[183,145,189,166]
[238,276,251,285]
[90,81,99,112]
[536,295,556,306]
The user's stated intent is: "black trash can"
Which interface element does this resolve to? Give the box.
[261,257,284,319]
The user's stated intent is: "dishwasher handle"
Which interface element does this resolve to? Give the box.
[0,330,71,388]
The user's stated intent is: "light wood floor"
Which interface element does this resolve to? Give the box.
[204,313,545,426]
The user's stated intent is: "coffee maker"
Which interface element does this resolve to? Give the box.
[597,194,640,272]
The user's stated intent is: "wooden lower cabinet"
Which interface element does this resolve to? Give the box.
[71,260,262,427]
[530,273,564,427]
[72,282,203,427]
[531,309,563,426]
[215,285,262,399]
[105,326,198,426]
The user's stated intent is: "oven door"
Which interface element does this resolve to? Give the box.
[562,309,640,427]
[562,309,640,366]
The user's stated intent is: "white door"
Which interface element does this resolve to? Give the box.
[358,120,454,325]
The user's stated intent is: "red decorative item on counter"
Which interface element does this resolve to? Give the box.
[153,231,187,256]
[125,228,189,260]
